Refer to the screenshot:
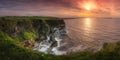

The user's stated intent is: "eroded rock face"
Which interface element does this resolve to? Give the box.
[33,20,67,55]
[0,17,64,40]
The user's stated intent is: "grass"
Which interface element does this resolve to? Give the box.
[0,31,42,60]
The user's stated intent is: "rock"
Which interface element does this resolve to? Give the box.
[22,40,35,48]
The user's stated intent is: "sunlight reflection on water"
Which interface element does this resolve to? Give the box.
[83,18,94,41]
[65,18,120,44]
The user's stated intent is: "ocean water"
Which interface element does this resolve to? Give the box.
[64,18,120,52]
[34,18,120,55]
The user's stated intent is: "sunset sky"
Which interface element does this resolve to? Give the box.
[0,0,120,18]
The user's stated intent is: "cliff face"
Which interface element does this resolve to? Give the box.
[0,17,65,48]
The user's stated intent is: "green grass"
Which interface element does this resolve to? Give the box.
[0,31,42,60]
[23,32,37,40]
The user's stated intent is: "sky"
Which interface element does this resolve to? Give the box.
[0,0,120,18]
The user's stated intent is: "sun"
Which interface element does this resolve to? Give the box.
[84,4,92,10]
[82,2,97,11]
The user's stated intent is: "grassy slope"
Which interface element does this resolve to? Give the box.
[0,17,120,60]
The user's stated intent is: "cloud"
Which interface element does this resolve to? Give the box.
[0,0,120,17]
[0,0,79,9]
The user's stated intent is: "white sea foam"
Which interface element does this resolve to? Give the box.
[33,27,66,55]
